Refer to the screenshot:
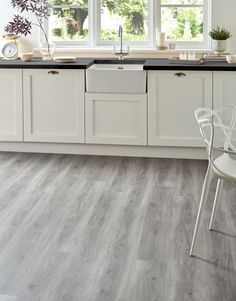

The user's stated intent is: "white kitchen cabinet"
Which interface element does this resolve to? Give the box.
[85,93,147,145]
[23,69,84,143]
[148,70,212,147]
[0,69,23,141]
[214,72,236,109]
[213,71,236,141]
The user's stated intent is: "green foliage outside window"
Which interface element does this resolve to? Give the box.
[50,0,147,41]
[174,8,202,40]
[105,0,146,35]
[50,0,204,42]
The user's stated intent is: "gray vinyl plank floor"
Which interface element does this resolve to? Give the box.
[0,152,235,301]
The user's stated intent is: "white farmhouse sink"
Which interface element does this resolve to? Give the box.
[86,64,146,93]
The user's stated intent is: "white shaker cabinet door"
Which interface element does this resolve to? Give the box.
[213,72,236,109]
[0,69,23,141]
[85,93,147,145]
[148,70,212,147]
[23,69,84,143]
[213,71,236,142]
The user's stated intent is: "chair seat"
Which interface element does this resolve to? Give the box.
[214,154,236,178]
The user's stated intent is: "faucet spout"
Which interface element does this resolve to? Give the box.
[118,25,123,56]
[118,25,122,37]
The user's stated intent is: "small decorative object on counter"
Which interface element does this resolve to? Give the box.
[203,53,227,62]
[5,0,53,60]
[226,55,236,64]
[53,57,76,63]
[20,52,34,62]
[179,51,196,60]
[209,26,232,55]
[1,34,19,60]
[156,30,167,50]
[168,43,176,50]
[39,40,56,61]
[179,51,188,60]
[169,56,205,65]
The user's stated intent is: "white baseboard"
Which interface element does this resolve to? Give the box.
[0,142,207,160]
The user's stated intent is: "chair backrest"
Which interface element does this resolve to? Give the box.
[194,105,236,172]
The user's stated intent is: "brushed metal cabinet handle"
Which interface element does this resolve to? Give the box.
[48,70,59,75]
[175,72,186,77]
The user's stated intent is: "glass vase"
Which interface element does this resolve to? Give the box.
[39,39,56,60]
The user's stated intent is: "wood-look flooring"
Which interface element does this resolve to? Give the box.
[0,152,235,301]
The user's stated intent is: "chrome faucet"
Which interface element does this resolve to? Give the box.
[114,25,129,60]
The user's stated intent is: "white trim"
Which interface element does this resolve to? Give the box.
[0,142,207,160]
[49,47,210,54]
[92,0,99,47]
[95,0,102,47]
[161,4,203,8]
[149,0,155,47]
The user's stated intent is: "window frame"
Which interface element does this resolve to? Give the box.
[47,0,211,50]
[158,0,211,49]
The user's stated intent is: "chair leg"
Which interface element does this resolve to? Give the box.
[190,165,213,256]
[209,179,223,231]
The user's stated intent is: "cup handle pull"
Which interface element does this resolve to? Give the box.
[48,70,59,75]
[175,72,186,77]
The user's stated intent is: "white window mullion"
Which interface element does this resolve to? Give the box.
[203,0,211,49]
[88,0,95,47]
[148,0,155,47]
[96,1,103,47]
[156,0,161,39]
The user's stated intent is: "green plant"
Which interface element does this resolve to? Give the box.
[53,28,62,37]
[209,26,232,40]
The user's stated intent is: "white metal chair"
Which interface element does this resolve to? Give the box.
[190,104,236,256]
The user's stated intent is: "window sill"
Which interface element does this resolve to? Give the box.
[35,47,211,59]
[50,47,211,53]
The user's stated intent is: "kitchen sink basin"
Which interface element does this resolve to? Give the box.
[86,64,146,93]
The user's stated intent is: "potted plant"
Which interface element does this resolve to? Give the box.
[209,26,232,54]
[5,0,54,60]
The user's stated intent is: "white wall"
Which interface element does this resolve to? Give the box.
[0,0,37,54]
[0,1,13,29]
[0,0,236,55]
[212,0,236,53]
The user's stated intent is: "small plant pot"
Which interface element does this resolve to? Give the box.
[212,40,227,54]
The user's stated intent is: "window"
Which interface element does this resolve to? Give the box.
[99,0,150,45]
[48,0,210,49]
[160,0,210,48]
[49,0,89,45]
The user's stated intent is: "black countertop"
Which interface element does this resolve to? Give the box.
[1,57,236,71]
[0,58,93,69]
[143,58,236,71]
